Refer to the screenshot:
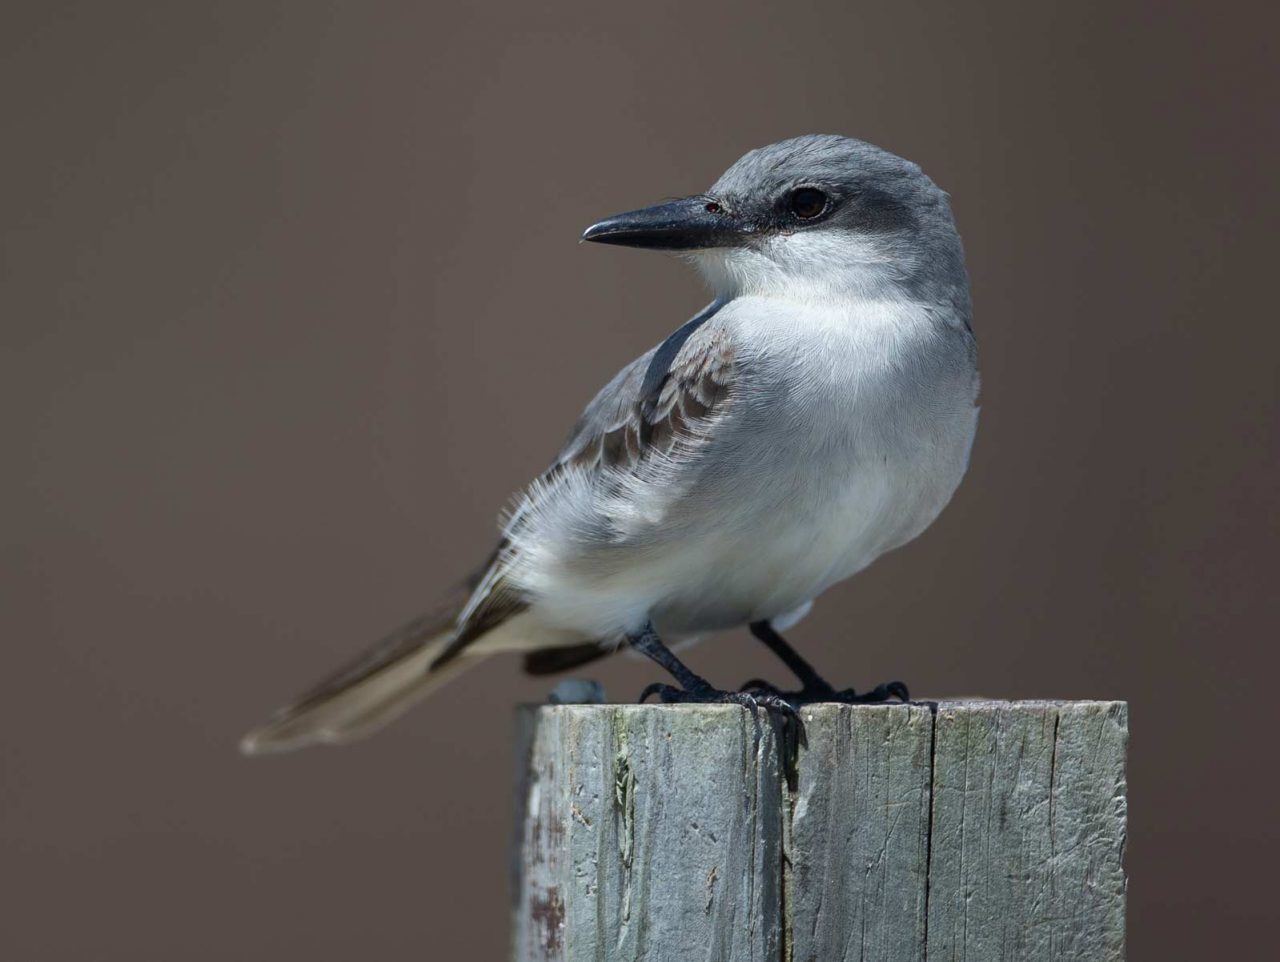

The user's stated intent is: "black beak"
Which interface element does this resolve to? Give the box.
[581,195,744,251]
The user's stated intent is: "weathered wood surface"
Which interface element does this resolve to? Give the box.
[512,701,1127,962]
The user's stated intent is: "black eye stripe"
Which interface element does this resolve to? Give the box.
[788,187,828,219]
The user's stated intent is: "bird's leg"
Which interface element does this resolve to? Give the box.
[631,625,799,716]
[630,624,806,780]
[630,625,718,700]
[744,621,910,704]
[748,621,836,696]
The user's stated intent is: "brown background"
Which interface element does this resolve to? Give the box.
[3,1,1277,958]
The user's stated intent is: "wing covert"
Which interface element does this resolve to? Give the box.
[556,303,735,475]
[433,304,735,668]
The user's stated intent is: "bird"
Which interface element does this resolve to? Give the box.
[240,134,979,755]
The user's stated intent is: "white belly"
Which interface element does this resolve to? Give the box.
[648,407,976,634]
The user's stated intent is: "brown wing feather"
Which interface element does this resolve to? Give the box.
[522,643,611,676]
[434,321,737,674]
[562,324,736,474]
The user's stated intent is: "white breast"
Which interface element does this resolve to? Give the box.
[648,297,979,633]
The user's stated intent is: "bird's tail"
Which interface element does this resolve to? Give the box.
[239,607,475,755]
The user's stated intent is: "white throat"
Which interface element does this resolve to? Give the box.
[690,230,919,304]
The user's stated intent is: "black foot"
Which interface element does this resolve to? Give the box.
[737,678,784,697]
[737,678,911,705]
[639,680,799,720]
[628,623,809,788]
[821,680,911,704]
[745,621,911,707]
[640,680,807,788]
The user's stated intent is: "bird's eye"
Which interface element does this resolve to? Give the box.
[789,187,828,219]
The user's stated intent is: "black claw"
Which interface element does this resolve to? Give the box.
[828,680,911,704]
[628,624,810,787]
[733,680,912,706]
[745,621,912,707]
[752,694,807,740]
[726,686,809,783]
[636,681,808,787]
[638,682,665,703]
[639,682,792,717]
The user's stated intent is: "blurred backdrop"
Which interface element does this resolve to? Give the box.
[3,1,1277,959]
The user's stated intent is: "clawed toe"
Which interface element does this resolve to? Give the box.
[640,681,798,719]
[738,678,783,696]
[627,624,817,788]
[885,680,910,702]
[828,680,910,703]
[732,679,912,706]
[637,681,808,782]
[639,682,680,703]
[788,680,911,704]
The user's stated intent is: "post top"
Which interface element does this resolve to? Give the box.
[520,698,1128,715]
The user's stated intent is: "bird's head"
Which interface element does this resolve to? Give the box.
[583,134,966,305]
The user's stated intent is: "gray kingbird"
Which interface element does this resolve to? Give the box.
[241,134,979,754]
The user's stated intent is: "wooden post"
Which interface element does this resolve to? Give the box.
[512,701,1127,962]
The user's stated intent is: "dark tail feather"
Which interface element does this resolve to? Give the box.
[522,642,610,676]
[240,605,467,755]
